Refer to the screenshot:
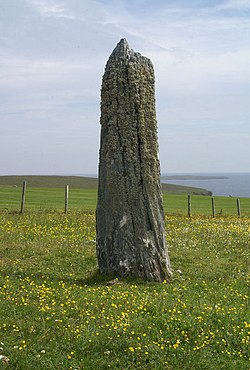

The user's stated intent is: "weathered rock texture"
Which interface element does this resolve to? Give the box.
[96,39,172,282]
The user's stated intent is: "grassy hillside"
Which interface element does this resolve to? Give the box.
[161,182,211,195]
[0,175,98,189]
[0,175,211,195]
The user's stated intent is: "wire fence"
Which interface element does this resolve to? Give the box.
[0,184,97,213]
[162,194,250,217]
[0,182,250,217]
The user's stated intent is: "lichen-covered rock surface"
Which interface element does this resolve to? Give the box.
[96,39,172,282]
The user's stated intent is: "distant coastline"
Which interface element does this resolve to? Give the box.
[68,173,250,197]
[0,175,211,195]
[161,173,250,198]
[1,173,249,198]
[161,175,228,181]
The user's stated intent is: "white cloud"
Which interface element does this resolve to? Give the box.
[0,0,250,174]
[25,0,70,18]
[218,0,250,9]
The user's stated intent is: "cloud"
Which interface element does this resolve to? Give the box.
[218,0,250,10]
[25,0,72,18]
[0,0,249,174]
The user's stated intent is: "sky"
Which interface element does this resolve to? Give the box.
[1,0,250,175]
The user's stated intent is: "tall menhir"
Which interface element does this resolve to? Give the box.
[96,39,172,282]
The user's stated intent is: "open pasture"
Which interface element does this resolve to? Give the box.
[0,211,249,369]
[0,186,250,216]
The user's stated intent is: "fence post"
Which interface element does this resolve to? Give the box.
[237,198,241,217]
[211,197,215,218]
[188,194,191,217]
[20,181,27,214]
[64,185,69,213]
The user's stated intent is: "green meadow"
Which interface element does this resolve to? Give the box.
[0,186,249,216]
[0,174,249,216]
[0,211,249,369]
[0,176,249,369]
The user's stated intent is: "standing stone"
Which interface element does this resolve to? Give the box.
[96,39,172,282]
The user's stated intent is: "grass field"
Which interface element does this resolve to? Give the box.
[0,185,250,216]
[0,176,249,368]
[0,211,249,369]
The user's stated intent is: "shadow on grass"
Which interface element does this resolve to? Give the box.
[66,270,157,287]
[74,270,118,286]
[3,268,163,287]
[1,268,114,287]
[67,270,167,287]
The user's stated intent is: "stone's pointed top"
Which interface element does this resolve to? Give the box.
[105,38,152,71]
[116,38,130,53]
[111,38,131,59]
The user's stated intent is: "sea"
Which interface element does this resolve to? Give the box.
[161,173,250,198]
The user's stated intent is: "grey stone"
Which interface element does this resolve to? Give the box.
[96,39,172,282]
